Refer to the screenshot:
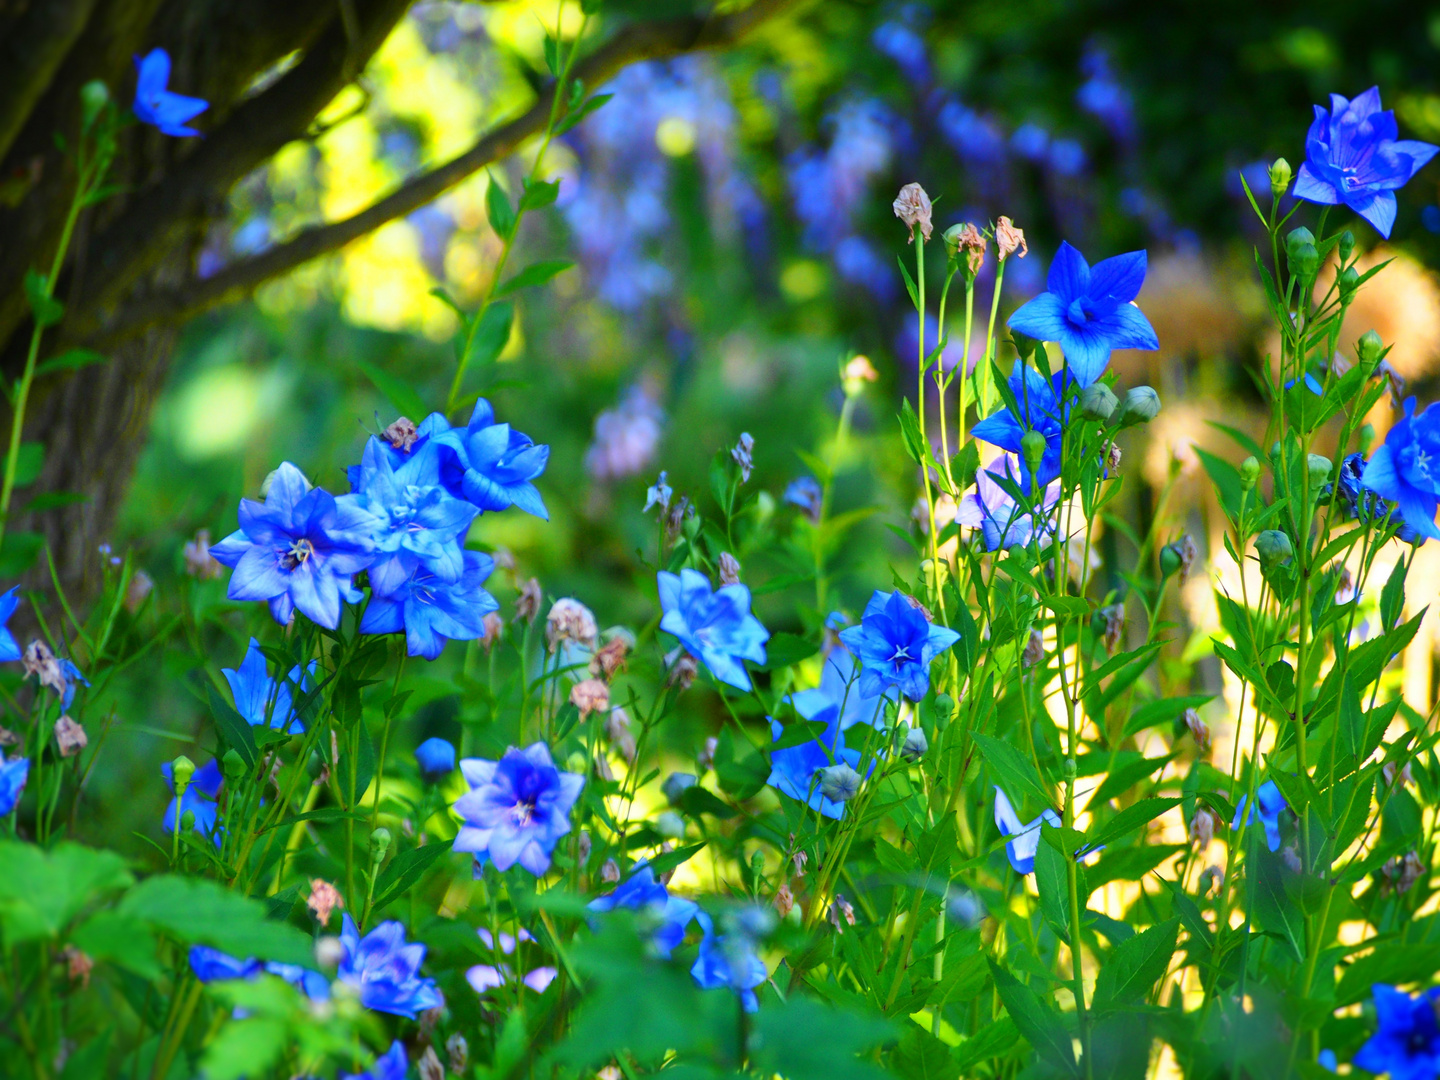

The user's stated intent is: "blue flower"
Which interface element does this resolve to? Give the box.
[956,452,1062,551]
[340,1041,409,1080]
[767,706,867,820]
[360,550,498,660]
[336,914,442,1019]
[1330,452,1421,544]
[466,928,557,995]
[690,911,767,1013]
[1294,88,1439,239]
[1360,398,1440,542]
[265,962,331,1000]
[657,569,769,692]
[161,758,223,839]
[132,49,208,137]
[1231,779,1287,852]
[433,400,550,519]
[189,945,262,983]
[1354,985,1440,1080]
[0,587,21,662]
[210,463,379,630]
[993,786,1061,875]
[415,737,457,781]
[223,638,313,735]
[838,590,959,701]
[588,864,699,958]
[1007,242,1158,388]
[971,362,1066,492]
[1318,1049,1337,1073]
[347,439,478,596]
[0,757,27,817]
[452,743,585,877]
[789,647,896,731]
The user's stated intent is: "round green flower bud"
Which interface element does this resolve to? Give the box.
[1159,543,1184,579]
[1338,229,1356,264]
[1021,428,1047,474]
[369,826,392,861]
[1239,456,1261,490]
[901,727,928,762]
[1011,331,1038,361]
[1255,530,1293,571]
[1356,330,1384,369]
[180,808,196,831]
[1307,454,1333,486]
[1117,386,1161,427]
[1063,756,1078,779]
[1287,239,1320,280]
[1268,158,1292,198]
[171,754,196,796]
[1359,423,1377,454]
[1338,265,1360,299]
[1285,226,1316,256]
[81,81,110,126]
[1080,382,1118,422]
[221,748,246,781]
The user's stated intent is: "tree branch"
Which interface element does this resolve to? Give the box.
[78,0,799,348]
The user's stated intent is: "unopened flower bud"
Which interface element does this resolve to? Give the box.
[818,764,861,803]
[171,755,196,796]
[1079,382,1117,422]
[368,826,392,863]
[1307,454,1333,487]
[1286,227,1319,279]
[81,80,110,126]
[718,552,741,586]
[1183,708,1210,753]
[1338,265,1360,299]
[1020,429,1047,474]
[1356,330,1384,370]
[663,772,697,805]
[933,693,955,724]
[1239,456,1261,490]
[447,1033,470,1074]
[656,810,686,839]
[1268,157,1292,198]
[893,182,933,242]
[901,727,928,762]
[1159,534,1198,582]
[1117,386,1161,426]
[1011,331,1038,360]
[1358,423,1376,455]
[1255,530,1293,571]
[1337,229,1355,264]
[221,748,246,782]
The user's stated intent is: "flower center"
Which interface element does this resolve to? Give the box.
[888,645,912,666]
[280,538,314,570]
[1066,297,1095,325]
[510,799,537,827]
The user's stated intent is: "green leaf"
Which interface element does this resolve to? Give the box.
[494,259,574,298]
[763,631,818,670]
[988,960,1077,1073]
[1093,918,1179,1008]
[23,269,64,327]
[1122,694,1215,739]
[768,718,829,751]
[519,178,561,210]
[751,997,894,1080]
[356,359,427,421]
[646,842,707,878]
[116,875,313,966]
[370,842,452,912]
[950,1017,1019,1072]
[896,257,919,309]
[208,683,257,768]
[0,841,133,943]
[0,530,43,576]
[71,911,161,978]
[35,348,105,378]
[486,172,516,239]
[1086,797,1181,850]
[4,441,43,488]
[892,1026,954,1080]
[463,301,513,374]
[1086,752,1175,809]
[59,1030,112,1080]
[1034,833,1072,942]
[1336,942,1440,1006]
[23,491,89,512]
[556,92,614,136]
[973,732,1052,814]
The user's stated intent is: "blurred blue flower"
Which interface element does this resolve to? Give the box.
[1424,205,1440,234]
[415,737,457,781]
[336,914,442,1019]
[189,946,261,983]
[161,758,223,840]
[1077,45,1135,142]
[466,928,557,995]
[1231,779,1287,852]
[1318,1049,1337,1073]
[993,786,1061,875]
[1354,985,1440,1080]
[1011,123,1050,162]
[1294,87,1439,238]
[790,647,896,731]
[360,550,498,660]
[691,910,767,1012]
[223,638,312,734]
[0,587,20,662]
[839,590,958,701]
[0,757,27,817]
[873,20,929,85]
[971,362,1066,492]
[347,439,478,595]
[767,705,868,820]
[432,400,550,519]
[588,863,699,957]
[1047,138,1088,177]
[1360,398,1440,542]
[937,100,1006,166]
[210,463,379,629]
[340,1041,409,1080]
[957,453,1062,551]
[452,743,585,877]
[265,962,331,1000]
[1331,452,1420,543]
[132,49,208,137]
[657,568,769,692]
[783,475,822,522]
[1007,243,1158,388]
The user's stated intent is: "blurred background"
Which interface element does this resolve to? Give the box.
[87,0,1440,843]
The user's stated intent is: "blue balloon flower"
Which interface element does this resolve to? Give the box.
[433,400,551,519]
[691,911,768,1013]
[956,452,1062,551]
[265,962,331,1000]
[971,362,1067,493]
[161,758,223,840]
[132,49,208,137]
[189,945,262,983]
[1353,985,1440,1080]
[0,757,27,817]
[452,743,585,877]
[993,786,1061,875]
[1007,242,1158,388]
[0,586,21,662]
[336,914,442,1019]
[1231,779,1288,852]
[1332,452,1420,544]
[346,439,478,596]
[838,590,959,702]
[414,737,457,781]
[223,638,314,734]
[657,568,769,692]
[1294,88,1439,238]
[360,549,498,660]
[588,864,699,958]
[789,647,896,731]
[210,463,379,630]
[767,705,869,819]
[1360,398,1440,542]
[340,1041,409,1080]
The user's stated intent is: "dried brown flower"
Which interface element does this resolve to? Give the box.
[995,216,1028,261]
[382,416,418,452]
[893,182,933,242]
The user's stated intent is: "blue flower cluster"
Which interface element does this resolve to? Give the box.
[211,400,544,658]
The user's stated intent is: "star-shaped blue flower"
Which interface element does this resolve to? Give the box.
[1294,87,1439,238]
[956,451,1062,551]
[838,590,959,701]
[588,863,699,958]
[132,49,208,137]
[336,914,442,1019]
[223,638,314,735]
[1007,242,1158,387]
[691,911,768,1013]
[1231,779,1288,852]
[1360,397,1440,542]
[433,399,550,519]
[657,569,769,692]
[1354,985,1440,1080]
[971,362,1067,493]
[360,549,498,659]
[452,743,585,877]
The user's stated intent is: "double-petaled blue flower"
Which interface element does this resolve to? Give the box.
[415,737,457,781]
[132,49,208,137]
[161,758,223,839]
[336,914,442,1018]
[1007,242,1157,388]
[993,787,1062,875]
[1231,779,1287,852]
[452,743,585,877]
[433,400,550,519]
[838,590,959,702]
[657,569,769,692]
[1294,88,1439,238]
[223,638,313,734]
[789,647,896,731]
[691,911,768,1013]
[957,452,1062,551]
[1360,398,1440,542]
[210,463,379,629]
[361,550,498,660]
[972,362,1067,493]
[0,586,21,662]
[340,1041,409,1080]
[588,864,699,958]
[0,757,27,817]
[1354,985,1440,1080]
[768,705,868,819]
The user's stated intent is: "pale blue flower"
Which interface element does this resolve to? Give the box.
[336,914,442,1019]
[1231,779,1287,853]
[0,759,29,818]
[433,400,550,519]
[838,590,959,701]
[360,550,497,660]
[588,864,698,958]
[1360,397,1440,541]
[993,786,1060,875]
[452,743,585,877]
[657,569,769,692]
[340,1041,409,1080]
[691,911,767,1012]
[0,587,21,662]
